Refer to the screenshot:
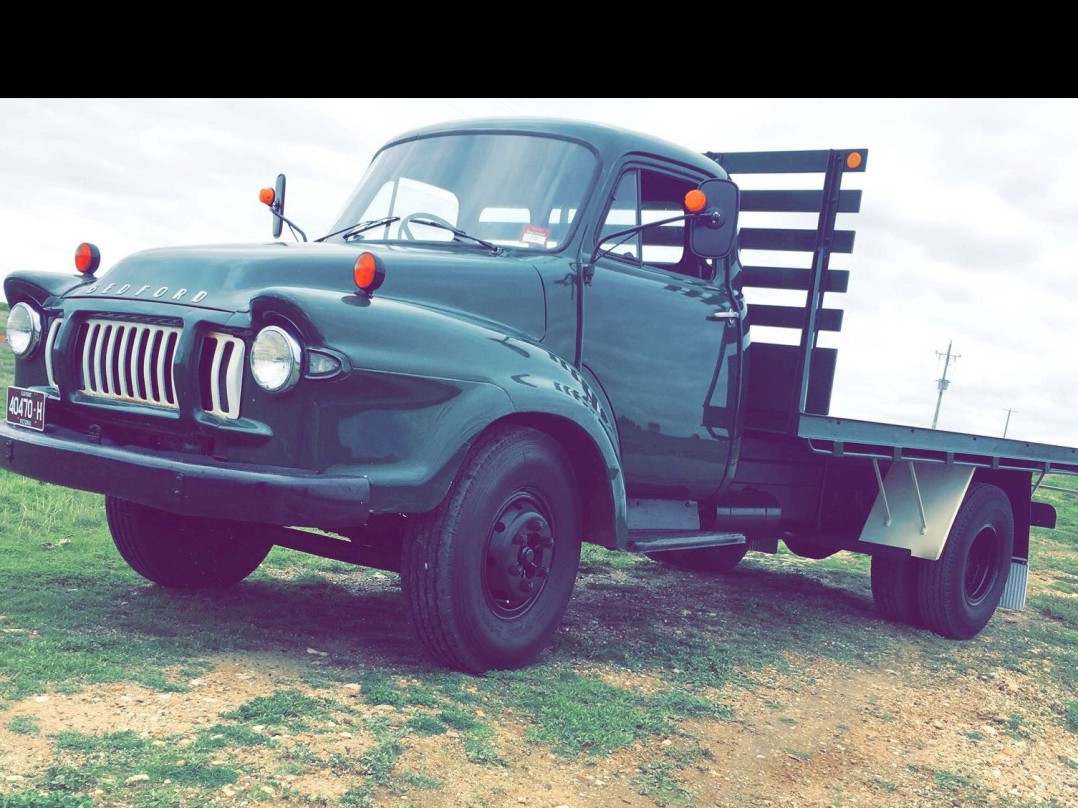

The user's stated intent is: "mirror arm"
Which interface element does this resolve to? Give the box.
[590,213,698,264]
[268,208,308,243]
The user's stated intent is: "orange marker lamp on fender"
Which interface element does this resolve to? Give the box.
[353,252,385,295]
[74,243,101,275]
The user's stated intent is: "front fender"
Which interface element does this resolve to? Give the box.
[250,289,624,536]
[5,270,96,308]
[497,360,627,548]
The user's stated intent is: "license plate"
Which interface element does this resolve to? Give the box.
[6,386,46,432]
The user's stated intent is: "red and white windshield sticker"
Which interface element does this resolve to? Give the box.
[520,225,551,247]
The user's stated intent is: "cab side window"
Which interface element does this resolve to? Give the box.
[598,172,640,261]
[598,168,706,278]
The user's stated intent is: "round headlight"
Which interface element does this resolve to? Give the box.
[250,326,302,393]
[6,303,42,358]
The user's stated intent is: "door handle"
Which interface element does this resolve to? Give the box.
[708,311,739,321]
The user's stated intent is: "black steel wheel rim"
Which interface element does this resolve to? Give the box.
[482,492,555,620]
[965,526,998,606]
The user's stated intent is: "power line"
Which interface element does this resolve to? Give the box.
[931,340,961,429]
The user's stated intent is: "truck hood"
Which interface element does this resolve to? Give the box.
[63,242,548,340]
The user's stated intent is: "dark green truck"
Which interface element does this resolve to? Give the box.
[4,118,1076,673]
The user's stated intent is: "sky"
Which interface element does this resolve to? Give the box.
[3,97,1078,449]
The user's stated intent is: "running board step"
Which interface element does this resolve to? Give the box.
[627,531,745,554]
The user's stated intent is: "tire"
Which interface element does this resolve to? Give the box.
[783,536,838,559]
[400,426,582,673]
[345,515,406,573]
[646,543,748,573]
[106,497,272,589]
[917,483,1014,640]
[870,554,922,626]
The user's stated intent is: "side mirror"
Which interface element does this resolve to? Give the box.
[258,173,308,243]
[271,174,286,239]
[688,178,739,259]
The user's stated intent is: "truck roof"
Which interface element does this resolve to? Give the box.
[382,117,727,179]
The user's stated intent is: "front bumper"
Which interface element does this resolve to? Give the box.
[0,421,370,528]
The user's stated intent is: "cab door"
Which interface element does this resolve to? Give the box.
[581,164,743,500]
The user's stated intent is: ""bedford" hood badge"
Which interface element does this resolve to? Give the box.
[81,282,208,303]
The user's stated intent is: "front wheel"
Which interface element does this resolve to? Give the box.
[106,497,272,589]
[917,483,1014,639]
[401,426,582,673]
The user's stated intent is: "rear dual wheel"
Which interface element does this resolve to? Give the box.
[871,483,1013,639]
[918,483,1013,639]
[870,554,922,626]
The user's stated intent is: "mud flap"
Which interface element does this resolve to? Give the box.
[999,559,1028,611]
[859,461,974,561]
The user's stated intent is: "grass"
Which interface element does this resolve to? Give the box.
[0,795,95,808]
[220,689,338,732]
[6,715,39,736]
[929,768,976,791]
[358,736,405,781]
[44,729,241,802]
[404,713,447,736]
[632,760,690,806]
[474,668,735,759]
[192,724,274,749]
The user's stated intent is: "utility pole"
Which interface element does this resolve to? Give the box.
[931,340,961,429]
[1003,408,1017,438]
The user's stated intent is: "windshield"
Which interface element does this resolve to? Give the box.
[327,133,596,251]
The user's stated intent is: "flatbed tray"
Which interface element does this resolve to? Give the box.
[798,413,1078,476]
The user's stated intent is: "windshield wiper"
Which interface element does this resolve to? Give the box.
[314,216,400,243]
[409,218,503,254]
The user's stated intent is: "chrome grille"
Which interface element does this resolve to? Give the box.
[202,332,245,419]
[44,317,61,389]
[77,319,181,409]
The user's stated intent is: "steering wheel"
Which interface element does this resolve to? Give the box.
[399,212,456,240]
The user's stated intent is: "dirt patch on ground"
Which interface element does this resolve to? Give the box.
[2,645,1076,806]
[674,657,1078,806]
[0,657,293,781]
